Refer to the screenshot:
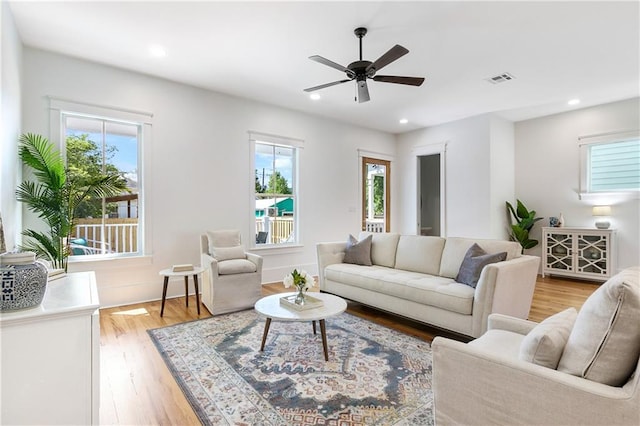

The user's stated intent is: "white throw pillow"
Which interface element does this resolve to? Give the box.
[519,308,577,369]
[211,245,246,261]
[557,267,640,386]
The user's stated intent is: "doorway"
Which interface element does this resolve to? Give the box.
[418,154,442,236]
[362,157,390,232]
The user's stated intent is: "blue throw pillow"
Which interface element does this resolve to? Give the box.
[456,243,507,288]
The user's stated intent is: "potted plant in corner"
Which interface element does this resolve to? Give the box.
[506,199,543,251]
[15,133,127,272]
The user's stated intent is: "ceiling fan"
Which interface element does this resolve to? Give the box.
[304,27,425,103]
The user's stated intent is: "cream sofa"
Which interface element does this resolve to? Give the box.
[316,232,540,338]
[432,267,640,425]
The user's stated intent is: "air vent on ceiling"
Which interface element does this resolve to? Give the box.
[486,72,516,84]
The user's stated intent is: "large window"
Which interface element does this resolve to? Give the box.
[63,113,142,257]
[250,133,300,247]
[579,131,640,198]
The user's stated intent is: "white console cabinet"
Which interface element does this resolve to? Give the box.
[542,227,616,281]
[0,271,100,425]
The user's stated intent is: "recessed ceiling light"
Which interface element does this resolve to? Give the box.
[148,44,166,58]
[399,118,408,124]
[568,99,580,106]
[310,93,321,100]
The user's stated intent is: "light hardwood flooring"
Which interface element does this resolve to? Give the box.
[99,275,600,425]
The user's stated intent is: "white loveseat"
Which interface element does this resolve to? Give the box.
[316,232,540,338]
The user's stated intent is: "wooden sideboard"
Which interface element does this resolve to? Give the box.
[0,271,100,425]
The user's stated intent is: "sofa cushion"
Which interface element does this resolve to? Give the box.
[343,234,373,266]
[456,243,507,288]
[439,237,521,279]
[325,263,474,315]
[358,232,400,268]
[394,235,446,275]
[557,267,640,386]
[211,245,246,261]
[218,259,257,275]
[519,307,577,369]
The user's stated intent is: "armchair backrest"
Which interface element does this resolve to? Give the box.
[207,230,242,248]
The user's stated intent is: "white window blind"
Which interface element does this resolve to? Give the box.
[589,138,640,192]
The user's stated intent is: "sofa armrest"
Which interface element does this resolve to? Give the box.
[471,255,540,337]
[316,242,347,289]
[488,313,537,335]
[432,336,637,425]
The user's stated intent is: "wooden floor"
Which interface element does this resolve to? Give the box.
[99,275,600,425]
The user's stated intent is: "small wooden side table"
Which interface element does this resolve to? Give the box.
[158,266,204,317]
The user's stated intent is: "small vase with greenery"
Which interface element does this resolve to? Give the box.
[506,199,543,250]
[16,133,127,271]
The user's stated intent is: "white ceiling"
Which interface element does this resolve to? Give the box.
[8,1,640,134]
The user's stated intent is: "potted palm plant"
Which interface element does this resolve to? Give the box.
[16,133,127,271]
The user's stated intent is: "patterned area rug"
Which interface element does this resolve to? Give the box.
[148,309,434,425]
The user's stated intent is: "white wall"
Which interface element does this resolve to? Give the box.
[0,1,22,252]
[396,114,513,239]
[515,98,640,271]
[489,116,515,238]
[20,47,396,306]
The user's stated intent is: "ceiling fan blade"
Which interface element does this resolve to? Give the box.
[373,75,425,86]
[309,55,355,77]
[367,45,409,73]
[357,80,370,103]
[304,79,351,92]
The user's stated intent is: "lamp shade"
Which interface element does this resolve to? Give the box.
[592,206,611,216]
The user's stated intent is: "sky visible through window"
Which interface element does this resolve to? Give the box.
[255,143,293,191]
[66,129,138,181]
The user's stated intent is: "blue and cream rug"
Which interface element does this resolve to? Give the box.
[148,309,434,425]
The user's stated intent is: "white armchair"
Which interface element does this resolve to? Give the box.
[432,267,640,425]
[200,230,263,315]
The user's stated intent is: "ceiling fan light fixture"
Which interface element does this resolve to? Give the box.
[309,93,321,100]
[568,98,580,106]
[399,118,409,124]
[304,27,424,103]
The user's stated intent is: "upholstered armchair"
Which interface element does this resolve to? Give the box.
[432,267,640,425]
[200,230,263,315]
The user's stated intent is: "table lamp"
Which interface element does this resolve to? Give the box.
[592,205,611,229]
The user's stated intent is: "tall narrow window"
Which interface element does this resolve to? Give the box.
[362,157,390,232]
[251,133,300,247]
[63,113,141,257]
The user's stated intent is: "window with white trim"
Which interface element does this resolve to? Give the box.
[579,131,640,197]
[250,132,300,247]
[50,98,151,258]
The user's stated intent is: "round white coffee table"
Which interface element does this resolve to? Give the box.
[254,292,347,361]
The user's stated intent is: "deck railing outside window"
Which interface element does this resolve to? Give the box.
[73,218,138,254]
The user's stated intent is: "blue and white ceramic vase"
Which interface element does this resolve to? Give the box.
[0,252,48,311]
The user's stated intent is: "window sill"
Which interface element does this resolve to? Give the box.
[249,244,304,256]
[68,254,153,269]
[578,191,639,202]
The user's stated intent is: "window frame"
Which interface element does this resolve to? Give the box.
[578,130,640,201]
[49,98,152,260]
[249,131,302,249]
